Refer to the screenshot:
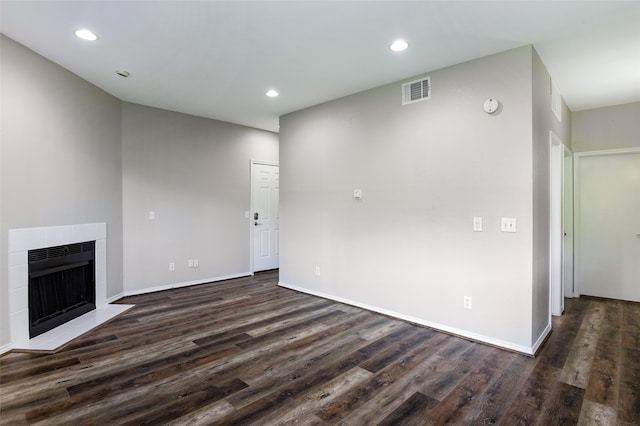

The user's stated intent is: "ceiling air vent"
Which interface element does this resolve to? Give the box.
[402,76,431,105]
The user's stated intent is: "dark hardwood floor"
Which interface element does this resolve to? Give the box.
[1,271,639,425]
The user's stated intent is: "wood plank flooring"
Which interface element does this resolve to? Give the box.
[1,271,639,425]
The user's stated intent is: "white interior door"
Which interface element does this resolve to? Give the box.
[252,162,279,272]
[576,150,640,302]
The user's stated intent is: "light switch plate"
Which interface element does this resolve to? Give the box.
[353,189,362,200]
[464,296,472,309]
[473,217,482,232]
[501,217,517,233]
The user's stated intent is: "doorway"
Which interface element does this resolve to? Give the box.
[251,161,279,272]
[550,132,569,316]
[574,148,640,302]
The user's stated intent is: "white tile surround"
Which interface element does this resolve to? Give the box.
[7,223,133,352]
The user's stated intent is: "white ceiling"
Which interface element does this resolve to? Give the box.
[2,1,639,133]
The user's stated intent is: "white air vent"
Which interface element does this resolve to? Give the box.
[402,76,431,105]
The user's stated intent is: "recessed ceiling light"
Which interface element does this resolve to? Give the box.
[390,40,409,52]
[266,89,279,98]
[75,29,98,41]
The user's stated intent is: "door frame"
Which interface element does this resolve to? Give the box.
[549,131,565,316]
[573,147,640,297]
[563,145,574,299]
[250,160,279,274]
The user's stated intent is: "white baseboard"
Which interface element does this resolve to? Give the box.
[0,342,13,356]
[107,292,125,304]
[278,281,538,356]
[123,272,252,297]
[531,322,552,355]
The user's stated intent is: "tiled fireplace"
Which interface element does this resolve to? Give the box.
[8,223,132,351]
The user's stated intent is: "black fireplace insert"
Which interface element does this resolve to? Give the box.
[28,241,96,338]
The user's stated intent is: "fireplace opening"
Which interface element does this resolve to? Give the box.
[28,241,96,338]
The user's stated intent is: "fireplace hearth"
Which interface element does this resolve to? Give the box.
[5,223,135,353]
[28,241,96,338]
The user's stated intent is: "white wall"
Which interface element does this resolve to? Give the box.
[0,35,123,348]
[121,103,278,293]
[572,102,640,152]
[280,46,541,352]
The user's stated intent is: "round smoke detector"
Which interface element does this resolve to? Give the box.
[483,98,500,114]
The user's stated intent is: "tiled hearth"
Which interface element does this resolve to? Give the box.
[7,223,133,352]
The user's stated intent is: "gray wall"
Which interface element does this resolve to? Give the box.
[0,35,124,347]
[571,102,640,152]
[0,36,278,349]
[280,46,540,351]
[531,48,572,343]
[121,103,278,292]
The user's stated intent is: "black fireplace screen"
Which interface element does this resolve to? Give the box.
[28,241,96,338]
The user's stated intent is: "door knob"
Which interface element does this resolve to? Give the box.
[254,222,260,226]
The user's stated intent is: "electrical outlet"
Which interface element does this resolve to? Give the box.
[314,266,321,276]
[464,296,472,309]
[188,259,194,268]
[193,259,199,268]
[169,262,176,272]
